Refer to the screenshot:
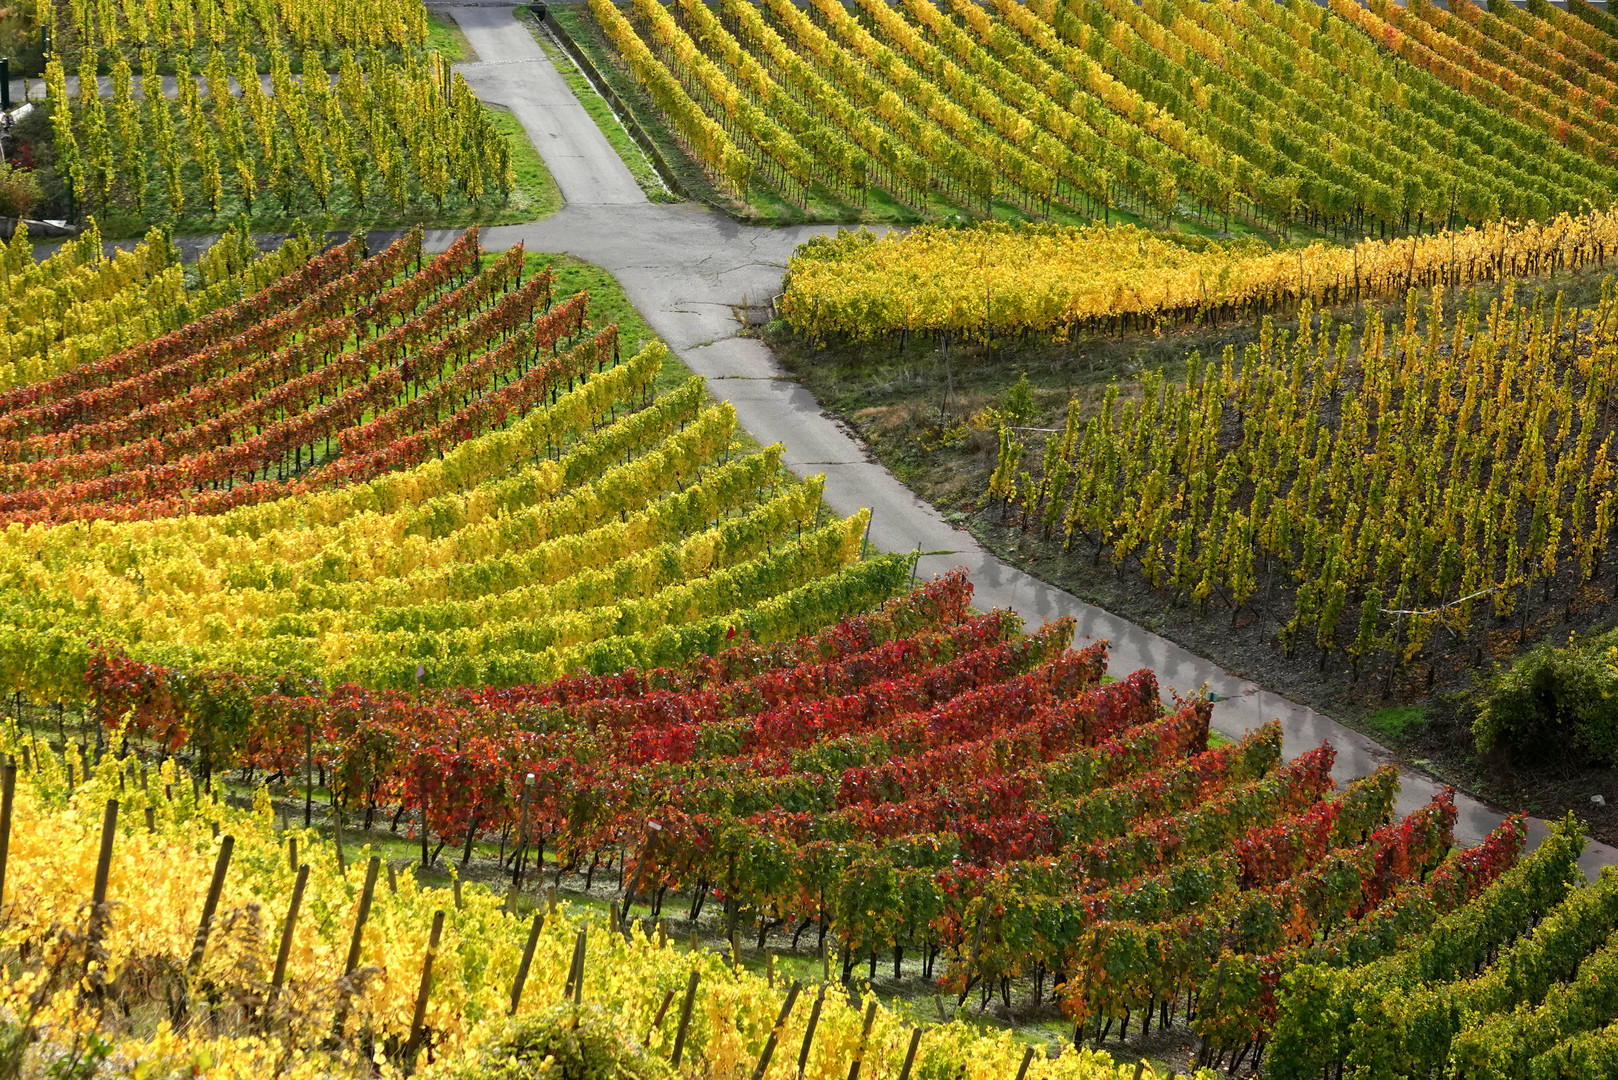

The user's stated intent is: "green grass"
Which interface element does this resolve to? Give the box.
[736,177,947,228]
[426,11,473,63]
[522,9,679,204]
[1364,704,1429,740]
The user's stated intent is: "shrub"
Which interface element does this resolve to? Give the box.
[1474,629,1618,767]
[0,161,40,220]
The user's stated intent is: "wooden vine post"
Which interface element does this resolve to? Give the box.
[508,912,544,1015]
[90,799,117,909]
[270,864,310,1002]
[562,928,587,1004]
[798,984,826,1076]
[84,799,119,993]
[750,980,801,1080]
[172,833,235,1022]
[670,968,701,1067]
[333,801,346,875]
[331,857,381,1038]
[0,760,14,915]
[845,1001,878,1080]
[896,1026,923,1080]
[344,857,382,977]
[647,987,676,1043]
[405,909,446,1061]
[187,835,235,973]
[511,772,535,892]
[1014,1045,1036,1080]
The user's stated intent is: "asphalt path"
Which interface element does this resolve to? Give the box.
[452,5,645,204]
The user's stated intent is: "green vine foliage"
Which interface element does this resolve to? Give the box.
[1268,815,1590,1080]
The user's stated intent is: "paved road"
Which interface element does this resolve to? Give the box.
[52,5,1618,877]
[448,6,644,204]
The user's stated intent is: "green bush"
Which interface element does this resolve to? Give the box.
[1475,629,1618,766]
[453,1004,675,1080]
[0,162,40,220]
